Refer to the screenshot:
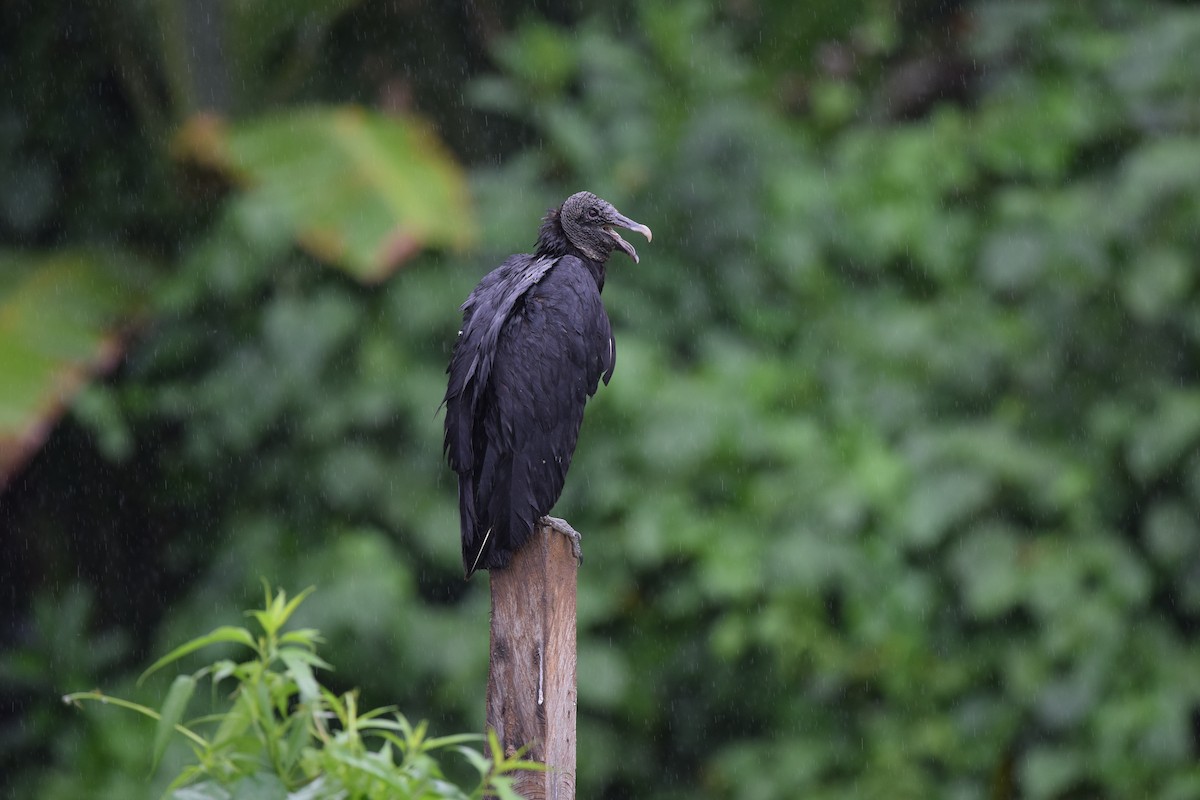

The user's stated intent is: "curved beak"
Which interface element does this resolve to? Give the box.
[604,211,653,264]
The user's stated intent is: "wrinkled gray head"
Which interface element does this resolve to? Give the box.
[559,191,653,264]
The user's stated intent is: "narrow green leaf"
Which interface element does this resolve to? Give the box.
[211,691,254,748]
[153,675,197,771]
[278,715,312,774]
[356,717,411,736]
[369,731,408,753]
[252,681,276,735]
[341,691,359,733]
[408,718,429,750]
[376,740,395,767]
[357,707,401,728]
[278,649,320,706]
[163,764,209,798]
[391,713,415,740]
[485,728,505,765]
[139,626,258,684]
[248,587,287,637]
[424,732,483,750]
[182,712,226,727]
[269,588,286,619]
[319,687,346,727]
[327,752,409,790]
[455,745,490,777]
[276,646,333,671]
[278,586,316,628]
[503,759,547,773]
[211,659,238,687]
[247,610,272,637]
[278,628,323,648]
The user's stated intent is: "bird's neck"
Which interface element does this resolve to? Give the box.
[535,209,608,292]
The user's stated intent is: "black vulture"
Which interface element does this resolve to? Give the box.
[443,191,652,578]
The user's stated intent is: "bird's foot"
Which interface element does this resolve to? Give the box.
[540,516,583,565]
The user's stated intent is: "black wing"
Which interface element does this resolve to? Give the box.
[444,254,557,476]
[444,255,613,576]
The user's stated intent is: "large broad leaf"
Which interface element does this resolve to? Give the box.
[0,250,149,485]
[175,107,474,282]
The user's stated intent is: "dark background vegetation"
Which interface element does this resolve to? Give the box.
[4,0,1200,797]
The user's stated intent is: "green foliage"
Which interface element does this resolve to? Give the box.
[0,249,151,479]
[0,100,471,485]
[65,587,534,800]
[6,1,1200,799]
[0,0,472,492]
[470,2,1200,796]
[176,108,475,281]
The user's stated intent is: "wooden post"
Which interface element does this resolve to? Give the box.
[486,520,578,799]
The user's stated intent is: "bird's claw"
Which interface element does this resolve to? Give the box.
[541,516,583,565]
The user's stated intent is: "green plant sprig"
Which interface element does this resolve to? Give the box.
[65,584,536,800]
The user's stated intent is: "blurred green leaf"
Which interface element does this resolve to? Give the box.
[176,107,474,282]
[0,250,149,484]
[153,675,197,771]
[1020,746,1085,800]
[173,781,232,800]
[492,21,577,92]
[278,649,320,706]
[141,626,259,684]
[1127,391,1200,482]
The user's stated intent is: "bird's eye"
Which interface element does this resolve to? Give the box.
[587,207,600,219]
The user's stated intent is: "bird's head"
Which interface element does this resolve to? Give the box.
[558,191,652,264]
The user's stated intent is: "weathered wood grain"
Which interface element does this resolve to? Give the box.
[486,520,578,799]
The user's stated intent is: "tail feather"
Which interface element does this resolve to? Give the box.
[467,527,492,577]
[459,475,484,577]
